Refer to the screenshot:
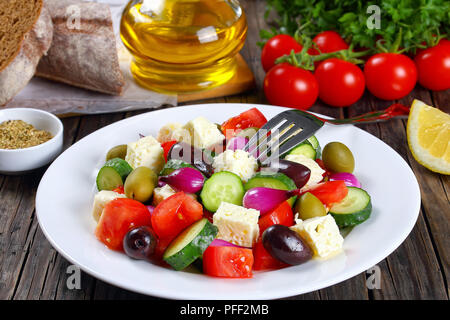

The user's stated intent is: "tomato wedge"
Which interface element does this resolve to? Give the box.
[258,201,294,235]
[151,192,203,241]
[305,181,348,206]
[221,108,267,139]
[95,198,152,251]
[253,239,288,271]
[161,140,178,161]
[203,246,254,278]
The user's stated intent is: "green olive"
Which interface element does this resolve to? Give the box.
[106,144,128,161]
[124,167,157,203]
[295,192,327,220]
[322,142,355,173]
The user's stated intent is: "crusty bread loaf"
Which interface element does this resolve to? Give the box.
[36,0,125,96]
[0,0,53,106]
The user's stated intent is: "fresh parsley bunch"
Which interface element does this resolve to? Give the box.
[261,0,450,53]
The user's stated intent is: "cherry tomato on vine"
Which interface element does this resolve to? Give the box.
[314,58,365,107]
[264,63,319,110]
[364,53,417,100]
[414,42,450,91]
[261,34,303,72]
[309,31,349,55]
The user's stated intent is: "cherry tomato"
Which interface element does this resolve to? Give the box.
[258,201,294,235]
[315,58,365,107]
[253,239,288,271]
[264,63,319,110]
[151,192,203,241]
[161,140,178,161]
[95,198,152,251]
[203,246,254,278]
[221,108,267,139]
[309,31,349,55]
[261,34,303,72]
[305,181,348,207]
[364,53,417,100]
[414,42,450,91]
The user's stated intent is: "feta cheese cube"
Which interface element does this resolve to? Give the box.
[175,116,225,149]
[213,202,260,247]
[92,190,126,222]
[125,135,165,173]
[284,154,325,188]
[157,122,183,143]
[291,215,344,259]
[212,150,258,182]
[152,184,176,206]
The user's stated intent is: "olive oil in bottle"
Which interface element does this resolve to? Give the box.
[120,0,247,93]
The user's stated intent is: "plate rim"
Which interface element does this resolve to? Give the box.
[35,103,421,300]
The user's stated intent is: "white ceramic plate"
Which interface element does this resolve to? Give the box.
[36,104,420,300]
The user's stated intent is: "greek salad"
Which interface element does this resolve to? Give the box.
[92,108,372,278]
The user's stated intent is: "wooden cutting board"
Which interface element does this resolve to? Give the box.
[178,54,255,103]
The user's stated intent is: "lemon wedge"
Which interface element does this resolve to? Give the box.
[407,99,450,175]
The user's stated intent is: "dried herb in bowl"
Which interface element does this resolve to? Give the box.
[0,120,53,150]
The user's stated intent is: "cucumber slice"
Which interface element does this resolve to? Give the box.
[286,141,316,159]
[307,135,320,150]
[200,171,245,212]
[96,158,132,191]
[163,218,218,271]
[330,187,372,227]
[244,172,297,206]
[160,159,197,176]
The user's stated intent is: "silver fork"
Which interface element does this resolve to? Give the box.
[243,104,410,165]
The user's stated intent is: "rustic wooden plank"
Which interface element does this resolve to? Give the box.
[0,170,43,299]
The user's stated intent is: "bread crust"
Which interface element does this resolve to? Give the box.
[36,0,125,96]
[0,4,53,106]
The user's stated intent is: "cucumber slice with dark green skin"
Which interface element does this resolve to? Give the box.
[307,135,321,159]
[330,187,372,227]
[286,141,317,159]
[96,158,132,191]
[160,159,197,176]
[200,171,245,212]
[96,167,123,191]
[244,172,297,206]
[163,218,218,271]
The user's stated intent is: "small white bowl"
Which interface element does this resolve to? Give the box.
[0,108,64,175]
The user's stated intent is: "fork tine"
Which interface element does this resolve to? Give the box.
[244,113,288,152]
[265,130,318,164]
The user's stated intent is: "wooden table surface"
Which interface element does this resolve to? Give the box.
[0,0,448,300]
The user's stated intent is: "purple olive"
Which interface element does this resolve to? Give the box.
[262,225,312,265]
[264,160,311,189]
[123,226,158,261]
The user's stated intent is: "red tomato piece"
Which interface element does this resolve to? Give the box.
[112,186,125,194]
[305,181,348,206]
[253,239,288,271]
[261,34,303,72]
[221,108,267,139]
[151,192,203,240]
[95,198,152,251]
[203,246,254,278]
[161,140,178,161]
[258,201,294,235]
